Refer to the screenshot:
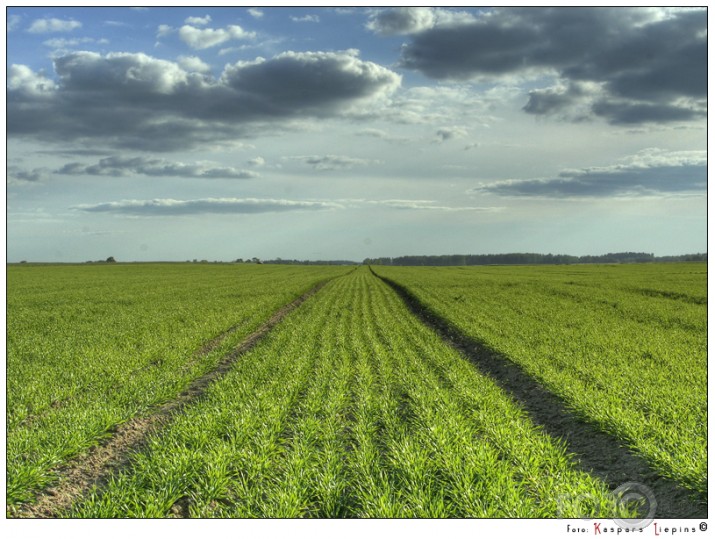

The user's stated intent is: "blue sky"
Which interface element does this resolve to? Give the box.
[6,6,707,262]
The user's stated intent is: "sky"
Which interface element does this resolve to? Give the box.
[5,5,708,262]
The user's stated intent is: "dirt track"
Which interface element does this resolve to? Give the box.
[371,268,707,519]
[10,280,330,518]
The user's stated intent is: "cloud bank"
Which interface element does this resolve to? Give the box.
[73,197,497,216]
[366,7,474,36]
[471,149,706,198]
[397,7,705,125]
[8,166,50,184]
[56,156,259,179]
[28,18,81,33]
[8,49,401,151]
[74,198,342,216]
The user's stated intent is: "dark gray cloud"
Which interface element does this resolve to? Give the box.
[8,49,400,151]
[398,7,706,125]
[434,126,468,143]
[367,7,436,36]
[589,100,704,125]
[7,166,50,183]
[471,151,706,198]
[56,156,258,179]
[221,50,398,115]
[522,81,593,121]
[366,7,475,36]
[73,197,342,216]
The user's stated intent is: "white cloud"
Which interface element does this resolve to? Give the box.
[368,199,501,212]
[28,18,82,34]
[73,197,342,216]
[43,37,109,49]
[156,24,173,38]
[177,55,211,73]
[378,85,502,127]
[71,196,498,216]
[247,156,265,167]
[179,24,256,50]
[7,14,21,32]
[185,15,211,26]
[623,147,706,168]
[248,8,264,19]
[7,64,57,95]
[354,128,410,144]
[470,149,707,198]
[291,15,320,23]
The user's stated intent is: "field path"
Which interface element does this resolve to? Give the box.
[64,267,672,518]
[13,266,704,518]
[371,267,706,518]
[11,279,334,518]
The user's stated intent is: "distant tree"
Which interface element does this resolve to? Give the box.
[106,256,116,263]
[235,258,244,264]
[252,257,261,264]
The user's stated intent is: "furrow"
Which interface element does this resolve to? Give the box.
[371,268,705,518]
[10,280,332,518]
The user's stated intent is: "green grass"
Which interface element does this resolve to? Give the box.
[373,263,707,496]
[6,263,350,509]
[69,267,628,518]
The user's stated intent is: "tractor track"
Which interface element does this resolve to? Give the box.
[10,280,331,518]
[371,267,707,519]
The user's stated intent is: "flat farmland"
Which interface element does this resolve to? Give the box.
[374,263,707,497]
[6,262,707,518]
[7,263,348,510]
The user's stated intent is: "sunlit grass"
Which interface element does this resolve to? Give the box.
[69,267,627,518]
[6,263,349,509]
[374,263,707,495]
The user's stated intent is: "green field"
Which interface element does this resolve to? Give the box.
[373,263,707,495]
[7,263,348,508]
[6,262,707,517]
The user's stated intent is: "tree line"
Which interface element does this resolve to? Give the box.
[362,252,707,266]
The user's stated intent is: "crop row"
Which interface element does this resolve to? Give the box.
[6,263,348,509]
[372,263,707,496]
[69,268,627,518]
